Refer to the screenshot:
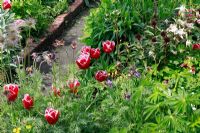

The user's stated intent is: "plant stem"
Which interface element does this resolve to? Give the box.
[173,74,180,93]
[28,29,31,66]
[73,48,75,80]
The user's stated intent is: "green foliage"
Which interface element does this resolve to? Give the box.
[123,7,200,69]
[0,9,22,84]
[0,0,200,132]
[1,62,200,132]
[12,0,68,36]
[82,0,199,65]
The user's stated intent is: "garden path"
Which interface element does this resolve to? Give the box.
[54,9,89,70]
[40,9,89,88]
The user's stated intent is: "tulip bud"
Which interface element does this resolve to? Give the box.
[45,108,60,125]
[71,41,77,49]
[76,53,91,69]
[95,70,108,82]
[90,48,100,59]
[22,94,34,110]
[192,44,200,50]
[3,84,19,102]
[51,86,61,97]
[67,80,80,94]
[2,0,11,10]
[102,41,115,54]
[81,46,91,54]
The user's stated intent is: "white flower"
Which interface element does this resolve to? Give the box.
[167,24,178,33]
[177,5,186,17]
[191,104,197,111]
[148,51,154,56]
[179,5,186,13]
[167,89,172,96]
[171,50,177,55]
[186,40,191,47]
[175,29,186,39]
[185,23,194,29]
[177,19,186,26]
[164,19,169,24]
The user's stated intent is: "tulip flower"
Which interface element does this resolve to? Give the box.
[45,108,60,125]
[68,80,80,94]
[3,84,19,102]
[192,44,200,50]
[2,0,11,10]
[190,66,196,74]
[76,53,91,69]
[22,94,33,110]
[102,40,115,53]
[81,46,91,54]
[95,70,108,82]
[52,86,61,97]
[90,48,100,59]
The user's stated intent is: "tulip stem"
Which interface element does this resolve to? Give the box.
[85,96,97,112]
[37,111,44,116]
[73,48,75,80]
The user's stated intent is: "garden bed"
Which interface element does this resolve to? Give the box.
[24,0,84,56]
[0,0,200,132]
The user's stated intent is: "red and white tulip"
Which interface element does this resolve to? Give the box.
[2,0,11,10]
[102,40,115,54]
[45,108,60,125]
[22,94,34,110]
[90,48,101,59]
[76,53,91,69]
[3,84,19,102]
[95,70,108,82]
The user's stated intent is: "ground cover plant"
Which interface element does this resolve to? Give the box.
[0,0,200,133]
